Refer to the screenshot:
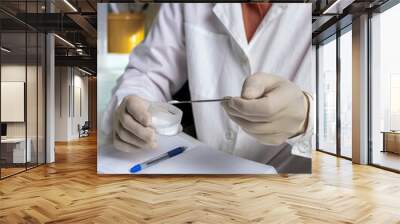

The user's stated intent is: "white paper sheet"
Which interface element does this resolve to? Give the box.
[98,133,276,174]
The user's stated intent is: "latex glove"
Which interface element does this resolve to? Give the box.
[113,95,157,152]
[222,72,309,145]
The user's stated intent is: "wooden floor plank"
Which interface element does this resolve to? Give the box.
[1,134,400,223]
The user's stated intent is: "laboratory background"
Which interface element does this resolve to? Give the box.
[97,3,199,145]
[97,3,313,174]
[0,0,400,223]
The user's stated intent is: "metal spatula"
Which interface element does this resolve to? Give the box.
[168,98,230,104]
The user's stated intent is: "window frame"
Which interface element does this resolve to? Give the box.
[315,24,353,161]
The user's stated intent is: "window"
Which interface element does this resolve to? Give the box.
[317,26,353,159]
[390,74,400,130]
[340,29,352,158]
[370,2,400,171]
[317,37,337,154]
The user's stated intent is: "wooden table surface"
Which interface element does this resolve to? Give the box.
[1,134,400,223]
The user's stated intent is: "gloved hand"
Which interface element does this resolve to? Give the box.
[113,95,157,152]
[222,72,309,145]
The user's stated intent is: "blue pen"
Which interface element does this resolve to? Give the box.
[130,146,187,173]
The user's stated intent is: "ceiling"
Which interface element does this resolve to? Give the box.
[312,0,390,43]
[0,0,394,74]
[0,0,97,73]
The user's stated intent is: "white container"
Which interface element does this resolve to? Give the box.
[148,102,183,136]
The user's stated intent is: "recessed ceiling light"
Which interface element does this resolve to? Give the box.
[54,34,75,48]
[63,0,78,12]
[323,0,355,15]
[78,67,92,76]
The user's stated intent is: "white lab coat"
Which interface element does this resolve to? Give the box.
[102,3,313,164]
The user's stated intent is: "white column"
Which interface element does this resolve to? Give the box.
[45,0,56,163]
[46,33,55,163]
[352,14,369,164]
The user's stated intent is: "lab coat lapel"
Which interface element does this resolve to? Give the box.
[247,4,286,47]
[212,3,248,51]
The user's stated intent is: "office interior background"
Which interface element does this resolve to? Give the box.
[315,0,400,172]
[0,0,400,222]
[0,0,97,179]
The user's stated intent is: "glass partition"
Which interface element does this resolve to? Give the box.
[1,30,28,177]
[27,31,38,169]
[0,1,46,179]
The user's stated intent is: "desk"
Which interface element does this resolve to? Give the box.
[1,138,31,164]
[381,131,400,154]
[98,133,276,174]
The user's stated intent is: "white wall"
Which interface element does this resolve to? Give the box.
[72,73,89,138]
[55,67,89,141]
[55,67,68,141]
[1,63,47,164]
[1,65,42,138]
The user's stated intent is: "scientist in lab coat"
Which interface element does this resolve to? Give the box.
[102,3,313,173]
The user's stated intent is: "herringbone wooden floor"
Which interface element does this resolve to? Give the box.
[1,134,400,224]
